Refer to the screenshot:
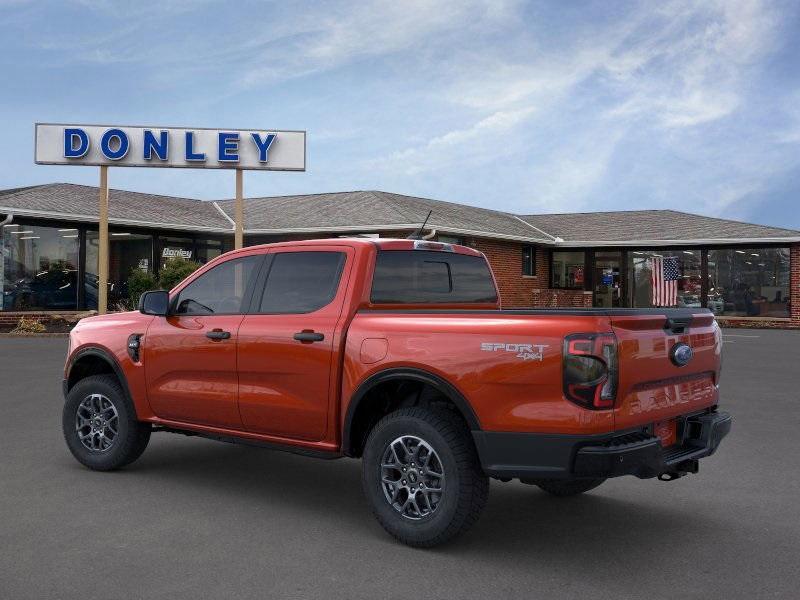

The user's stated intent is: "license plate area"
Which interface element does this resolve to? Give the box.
[653,419,677,447]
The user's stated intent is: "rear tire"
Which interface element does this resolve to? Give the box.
[532,478,605,497]
[361,407,489,548]
[62,374,151,471]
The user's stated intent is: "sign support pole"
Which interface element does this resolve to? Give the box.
[235,168,244,249]
[98,166,109,314]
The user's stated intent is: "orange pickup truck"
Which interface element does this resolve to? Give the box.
[62,238,731,547]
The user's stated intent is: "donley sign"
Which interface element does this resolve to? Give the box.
[33,122,306,314]
[35,123,306,171]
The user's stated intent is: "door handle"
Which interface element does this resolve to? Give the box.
[293,331,324,342]
[206,329,231,340]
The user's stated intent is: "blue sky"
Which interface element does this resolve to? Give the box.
[1,0,799,228]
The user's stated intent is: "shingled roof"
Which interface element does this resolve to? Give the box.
[0,183,230,232]
[215,190,551,242]
[2,183,798,244]
[520,210,800,245]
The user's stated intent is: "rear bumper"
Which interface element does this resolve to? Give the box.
[472,410,732,480]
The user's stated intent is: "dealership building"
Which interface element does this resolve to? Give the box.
[1,182,799,328]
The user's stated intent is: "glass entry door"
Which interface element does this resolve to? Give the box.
[593,251,623,308]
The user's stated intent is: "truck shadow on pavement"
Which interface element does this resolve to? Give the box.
[111,435,724,563]
[114,434,720,562]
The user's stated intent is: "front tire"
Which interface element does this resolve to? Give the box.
[62,374,151,471]
[362,407,489,548]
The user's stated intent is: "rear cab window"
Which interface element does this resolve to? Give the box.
[370,250,497,304]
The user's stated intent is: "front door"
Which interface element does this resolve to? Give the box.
[145,254,262,428]
[237,246,352,441]
[593,251,623,308]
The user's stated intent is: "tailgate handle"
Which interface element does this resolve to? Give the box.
[664,316,691,334]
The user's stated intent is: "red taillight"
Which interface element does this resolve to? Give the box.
[563,333,618,409]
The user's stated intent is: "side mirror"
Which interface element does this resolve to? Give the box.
[139,290,170,316]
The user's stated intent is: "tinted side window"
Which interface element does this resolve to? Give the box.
[175,255,261,315]
[259,252,346,314]
[371,250,497,304]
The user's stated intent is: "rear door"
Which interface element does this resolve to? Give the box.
[610,310,721,433]
[145,254,263,428]
[237,245,353,441]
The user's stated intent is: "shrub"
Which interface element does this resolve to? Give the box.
[157,257,201,291]
[11,316,46,334]
[127,268,158,309]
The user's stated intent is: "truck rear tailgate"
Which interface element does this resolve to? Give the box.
[611,310,721,433]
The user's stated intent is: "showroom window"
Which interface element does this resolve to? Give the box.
[196,238,231,264]
[707,248,790,318]
[550,251,585,289]
[85,230,153,310]
[522,245,536,276]
[159,236,195,270]
[1,223,80,311]
[629,249,702,308]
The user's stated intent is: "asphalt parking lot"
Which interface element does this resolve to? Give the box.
[1,330,799,599]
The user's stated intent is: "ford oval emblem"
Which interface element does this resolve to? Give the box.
[670,342,694,367]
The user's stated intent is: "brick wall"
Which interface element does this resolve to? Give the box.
[463,237,547,307]
[532,288,593,308]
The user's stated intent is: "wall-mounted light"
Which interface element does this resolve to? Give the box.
[19,236,40,240]
[58,228,78,232]
[11,230,34,235]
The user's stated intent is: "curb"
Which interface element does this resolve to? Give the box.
[0,332,70,338]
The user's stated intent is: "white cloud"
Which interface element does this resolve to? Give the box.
[372,0,792,214]
[238,0,521,88]
[379,106,535,175]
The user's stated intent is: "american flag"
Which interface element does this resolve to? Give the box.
[650,256,679,306]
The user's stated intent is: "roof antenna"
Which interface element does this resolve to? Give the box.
[406,210,433,240]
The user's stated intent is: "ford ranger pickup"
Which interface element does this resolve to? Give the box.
[62,238,731,547]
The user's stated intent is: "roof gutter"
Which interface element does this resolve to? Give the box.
[551,237,800,247]
[0,206,231,233]
[243,223,550,243]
